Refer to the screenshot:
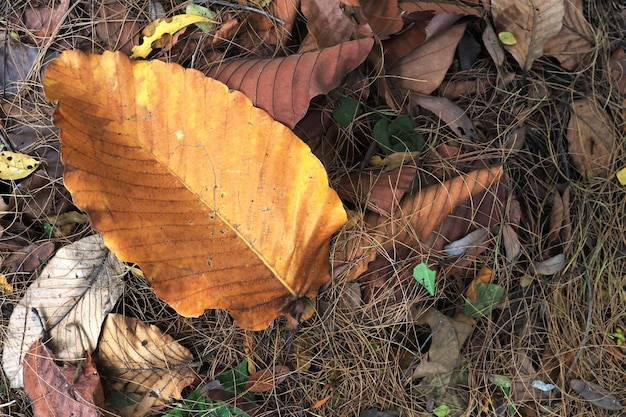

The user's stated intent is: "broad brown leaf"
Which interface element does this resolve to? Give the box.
[334,166,503,281]
[23,340,104,417]
[386,23,466,95]
[491,0,564,71]
[43,50,347,330]
[567,98,615,179]
[97,314,196,417]
[302,0,361,48]
[206,38,374,128]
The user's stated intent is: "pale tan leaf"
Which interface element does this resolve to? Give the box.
[2,234,125,388]
[567,98,615,178]
[533,253,565,275]
[245,365,290,392]
[410,94,479,142]
[501,223,521,262]
[97,314,196,417]
[491,0,565,71]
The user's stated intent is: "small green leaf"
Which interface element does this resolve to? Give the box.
[413,263,436,296]
[498,31,517,45]
[185,4,217,32]
[433,404,451,417]
[464,283,504,318]
[333,96,360,127]
[373,118,393,152]
[217,360,249,395]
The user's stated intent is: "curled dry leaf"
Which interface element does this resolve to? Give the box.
[23,340,104,417]
[246,365,291,392]
[206,38,374,128]
[2,234,125,389]
[410,94,478,142]
[533,253,565,276]
[569,378,623,411]
[491,0,564,71]
[501,223,521,262]
[567,98,615,179]
[43,50,347,330]
[334,166,503,281]
[97,314,196,417]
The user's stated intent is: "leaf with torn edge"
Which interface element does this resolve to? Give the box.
[97,313,196,417]
[2,234,125,388]
[491,0,565,71]
[413,263,436,296]
[464,283,504,318]
[131,14,214,58]
[0,147,41,180]
[24,340,104,417]
[43,50,347,330]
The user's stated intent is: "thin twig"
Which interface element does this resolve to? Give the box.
[193,0,285,25]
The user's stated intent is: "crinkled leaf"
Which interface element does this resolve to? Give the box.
[131,14,213,58]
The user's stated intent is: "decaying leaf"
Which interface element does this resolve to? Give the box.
[131,14,213,58]
[0,147,41,180]
[97,314,196,417]
[570,378,624,411]
[2,234,125,388]
[24,340,104,417]
[491,0,565,71]
[567,98,615,179]
[44,50,347,331]
[409,94,479,142]
[411,308,473,398]
[245,366,290,392]
[206,38,374,128]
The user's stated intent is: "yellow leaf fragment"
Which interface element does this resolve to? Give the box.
[617,167,626,185]
[0,149,40,180]
[131,14,214,59]
[498,31,517,45]
[0,273,12,293]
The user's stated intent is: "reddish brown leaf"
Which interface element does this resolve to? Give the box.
[336,164,418,216]
[94,2,142,55]
[341,0,403,39]
[334,166,503,281]
[43,50,347,330]
[23,0,70,39]
[206,38,373,128]
[245,365,290,392]
[398,1,483,16]
[23,340,104,417]
[244,0,300,48]
[609,48,626,95]
[387,23,467,95]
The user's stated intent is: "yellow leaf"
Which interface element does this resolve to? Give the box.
[0,148,40,180]
[43,51,347,331]
[0,273,12,293]
[617,167,626,185]
[498,31,517,45]
[131,14,214,59]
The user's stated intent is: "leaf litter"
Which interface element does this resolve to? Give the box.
[1,0,625,416]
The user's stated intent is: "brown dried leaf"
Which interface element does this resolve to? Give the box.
[97,314,196,417]
[95,2,142,55]
[501,223,521,262]
[398,1,483,16]
[334,166,503,281]
[544,0,595,71]
[387,23,467,95]
[246,366,290,392]
[206,38,374,128]
[23,340,104,417]
[336,164,418,216]
[491,0,565,71]
[302,0,361,48]
[344,0,403,39]
[24,0,70,39]
[570,379,624,411]
[567,98,615,178]
[610,48,626,96]
[410,94,478,142]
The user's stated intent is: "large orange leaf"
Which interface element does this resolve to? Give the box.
[205,38,374,128]
[43,51,347,330]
